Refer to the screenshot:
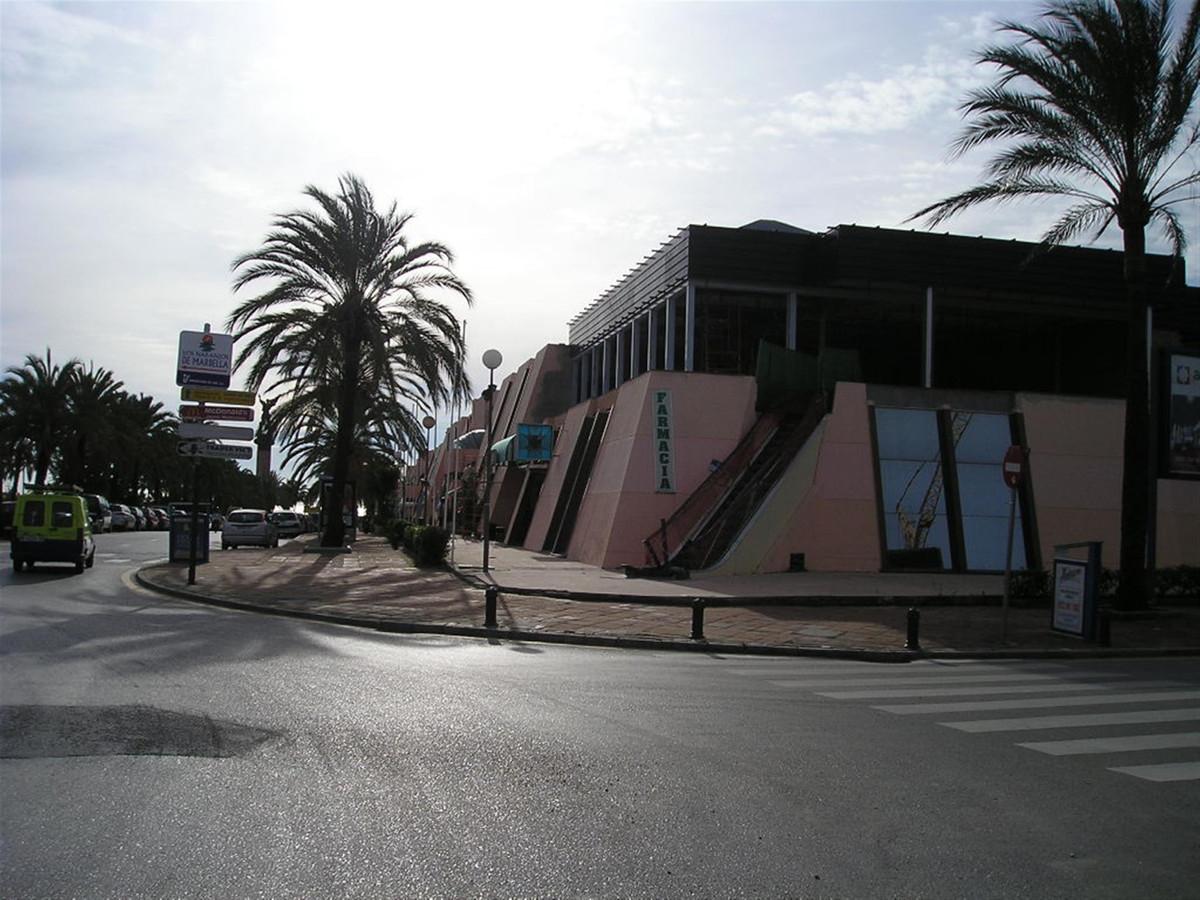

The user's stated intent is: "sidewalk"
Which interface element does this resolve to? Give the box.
[134,535,1200,659]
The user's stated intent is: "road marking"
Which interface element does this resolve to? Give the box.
[1017,732,1200,755]
[819,681,1131,700]
[1107,761,1200,782]
[942,708,1200,733]
[774,672,1103,689]
[875,688,1200,715]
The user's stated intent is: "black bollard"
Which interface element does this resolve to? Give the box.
[484,585,498,629]
[905,607,921,651]
[691,598,705,641]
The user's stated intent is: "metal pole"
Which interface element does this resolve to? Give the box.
[1001,485,1017,642]
[187,456,199,586]
[482,370,495,574]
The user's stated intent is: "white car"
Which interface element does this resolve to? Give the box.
[221,509,279,549]
[269,511,304,538]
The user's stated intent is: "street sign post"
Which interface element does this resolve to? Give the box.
[177,330,234,388]
[178,423,255,442]
[179,404,254,422]
[180,387,256,406]
[177,441,254,461]
[1000,444,1027,641]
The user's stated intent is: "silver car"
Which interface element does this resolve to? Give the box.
[221,509,279,549]
[269,511,304,538]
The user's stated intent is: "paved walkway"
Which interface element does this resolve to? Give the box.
[135,535,1200,658]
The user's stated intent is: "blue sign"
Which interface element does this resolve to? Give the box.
[515,424,553,462]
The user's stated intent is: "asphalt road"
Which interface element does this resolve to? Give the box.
[2,531,1198,899]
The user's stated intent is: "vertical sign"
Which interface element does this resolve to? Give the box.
[1166,352,1200,476]
[653,389,675,493]
[1051,558,1087,636]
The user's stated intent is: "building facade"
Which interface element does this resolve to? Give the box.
[410,221,1200,576]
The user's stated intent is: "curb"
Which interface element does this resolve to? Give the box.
[134,564,1200,662]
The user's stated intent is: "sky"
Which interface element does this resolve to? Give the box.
[3,0,1199,455]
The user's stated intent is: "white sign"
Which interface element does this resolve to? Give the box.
[177,441,254,461]
[178,422,255,442]
[652,389,675,493]
[177,330,234,388]
[1051,558,1087,636]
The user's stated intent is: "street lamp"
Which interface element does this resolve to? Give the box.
[422,414,436,524]
[481,348,503,574]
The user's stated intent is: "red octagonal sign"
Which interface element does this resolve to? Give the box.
[1002,444,1025,489]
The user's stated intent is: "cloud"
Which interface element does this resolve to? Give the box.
[755,25,988,139]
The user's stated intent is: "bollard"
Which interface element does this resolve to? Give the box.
[1098,608,1111,647]
[905,607,921,651]
[484,585,498,629]
[691,598,706,641]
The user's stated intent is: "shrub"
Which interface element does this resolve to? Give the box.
[413,525,450,567]
[387,520,407,550]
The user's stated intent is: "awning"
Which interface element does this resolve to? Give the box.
[490,435,516,465]
[453,429,485,449]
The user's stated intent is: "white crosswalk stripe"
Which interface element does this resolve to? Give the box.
[689,656,1200,784]
[1108,762,1200,782]
[943,707,1200,732]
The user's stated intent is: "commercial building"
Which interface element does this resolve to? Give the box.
[407,221,1200,576]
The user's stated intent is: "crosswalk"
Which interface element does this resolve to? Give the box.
[692,656,1200,784]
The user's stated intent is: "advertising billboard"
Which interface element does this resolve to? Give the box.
[1165,352,1200,477]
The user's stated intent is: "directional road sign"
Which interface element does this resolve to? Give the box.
[178,422,255,442]
[177,330,233,388]
[180,404,254,422]
[177,441,254,461]
[180,387,256,406]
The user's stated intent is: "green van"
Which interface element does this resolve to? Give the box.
[11,489,96,573]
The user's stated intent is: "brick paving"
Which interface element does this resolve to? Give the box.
[136,535,1200,655]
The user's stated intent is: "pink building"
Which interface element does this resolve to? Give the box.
[417,222,1200,576]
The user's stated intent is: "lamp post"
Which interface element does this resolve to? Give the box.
[421,414,436,524]
[481,348,503,574]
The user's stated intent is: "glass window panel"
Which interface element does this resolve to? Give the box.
[52,501,73,527]
[953,412,1013,463]
[955,463,1013,516]
[879,460,949,515]
[962,515,1027,571]
[874,408,940,460]
[875,407,951,568]
[22,501,45,527]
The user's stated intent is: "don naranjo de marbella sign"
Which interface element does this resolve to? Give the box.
[177,329,233,388]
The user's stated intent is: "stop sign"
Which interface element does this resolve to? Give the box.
[1002,444,1025,488]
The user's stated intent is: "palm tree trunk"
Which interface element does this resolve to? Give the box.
[1117,224,1151,611]
[323,326,362,547]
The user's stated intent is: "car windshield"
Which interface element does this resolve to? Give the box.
[229,512,264,524]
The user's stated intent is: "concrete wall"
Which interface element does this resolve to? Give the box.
[706,382,882,575]
[526,370,758,567]
[1018,393,1200,568]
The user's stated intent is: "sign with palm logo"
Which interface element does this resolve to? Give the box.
[177,329,233,387]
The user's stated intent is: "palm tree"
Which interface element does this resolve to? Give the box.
[110,393,175,502]
[62,363,124,489]
[0,350,80,486]
[910,0,1199,610]
[227,174,472,546]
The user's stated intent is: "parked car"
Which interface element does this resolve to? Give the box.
[110,504,136,531]
[129,506,145,530]
[269,511,304,538]
[221,509,278,549]
[152,507,170,530]
[11,488,95,573]
[82,494,112,533]
[141,507,160,530]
